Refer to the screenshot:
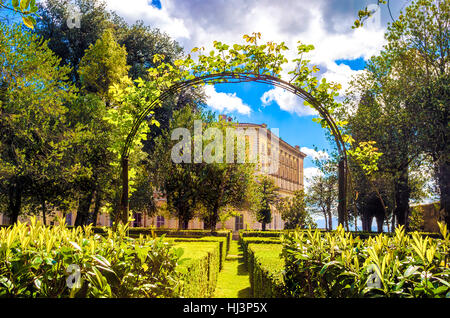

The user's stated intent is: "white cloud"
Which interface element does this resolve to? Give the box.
[104,0,388,109]
[105,0,190,39]
[204,85,251,115]
[304,167,323,190]
[300,147,329,160]
[261,87,318,117]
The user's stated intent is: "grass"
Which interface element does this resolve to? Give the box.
[213,241,251,298]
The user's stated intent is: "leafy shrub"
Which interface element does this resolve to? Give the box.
[282,223,450,298]
[0,218,183,298]
[173,242,221,298]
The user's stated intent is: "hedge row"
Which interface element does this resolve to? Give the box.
[239,229,442,239]
[174,242,221,298]
[167,236,228,270]
[239,236,287,298]
[245,244,287,298]
[104,227,232,253]
[239,236,280,264]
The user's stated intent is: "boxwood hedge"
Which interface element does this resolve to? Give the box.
[174,242,221,298]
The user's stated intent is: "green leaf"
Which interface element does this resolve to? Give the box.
[69,241,82,251]
[22,16,35,29]
[404,265,419,277]
[20,0,31,11]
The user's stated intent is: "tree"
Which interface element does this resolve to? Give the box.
[279,190,316,229]
[111,17,183,81]
[306,172,337,231]
[197,116,255,232]
[78,29,131,101]
[346,0,449,227]
[34,0,112,84]
[344,52,422,229]
[0,24,76,224]
[72,28,132,226]
[150,106,203,229]
[252,175,279,231]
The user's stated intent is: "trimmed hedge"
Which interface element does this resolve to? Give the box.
[167,236,227,270]
[239,229,442,240]
[239,236,280,266]
[246,244,287,298]
[83,227,233,254]
[174,242,221,298]
[240,230,287,238]
[130,228,232,254]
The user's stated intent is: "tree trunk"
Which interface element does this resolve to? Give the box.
[178,217,189,230]
[91,190,102,226]
[437,158,450,226]
[337,159,346,226]
[376,215,384,233]
[327,206,333,231]
[394,168,410,228]
[262,222,266,231]
[323,209,328,231]
[41,198,47,226]
[362,213,373,232]
[8,181,22,224]
[391,212,396,232]
[74,190,94,227]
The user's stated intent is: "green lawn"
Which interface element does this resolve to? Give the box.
[213,241,251,298]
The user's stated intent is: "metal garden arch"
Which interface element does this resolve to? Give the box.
[119,71,349,227]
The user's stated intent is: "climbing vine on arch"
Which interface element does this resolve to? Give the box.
[109,32,379,226]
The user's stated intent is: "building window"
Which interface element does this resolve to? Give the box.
[132,212,142,227]
[235,214,244,230]
[156,215,165,228]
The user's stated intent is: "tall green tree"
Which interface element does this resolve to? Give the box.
[150,106,203,229]
[35,0,112,83]
[0,24,76,224]
[78,28,131,101]
[346,0,449,226]
[278,190,316,229]
[252,175,279,231]
[197,116,255,232]
[72,28,132,226]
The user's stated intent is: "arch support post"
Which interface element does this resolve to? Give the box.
[120,156,129,224]
[338,157,347,227]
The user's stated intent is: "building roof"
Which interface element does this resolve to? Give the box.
[237,122,307,158]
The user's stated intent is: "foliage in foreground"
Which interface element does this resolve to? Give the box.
[0,218,184,297]
[282,223,450,298]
